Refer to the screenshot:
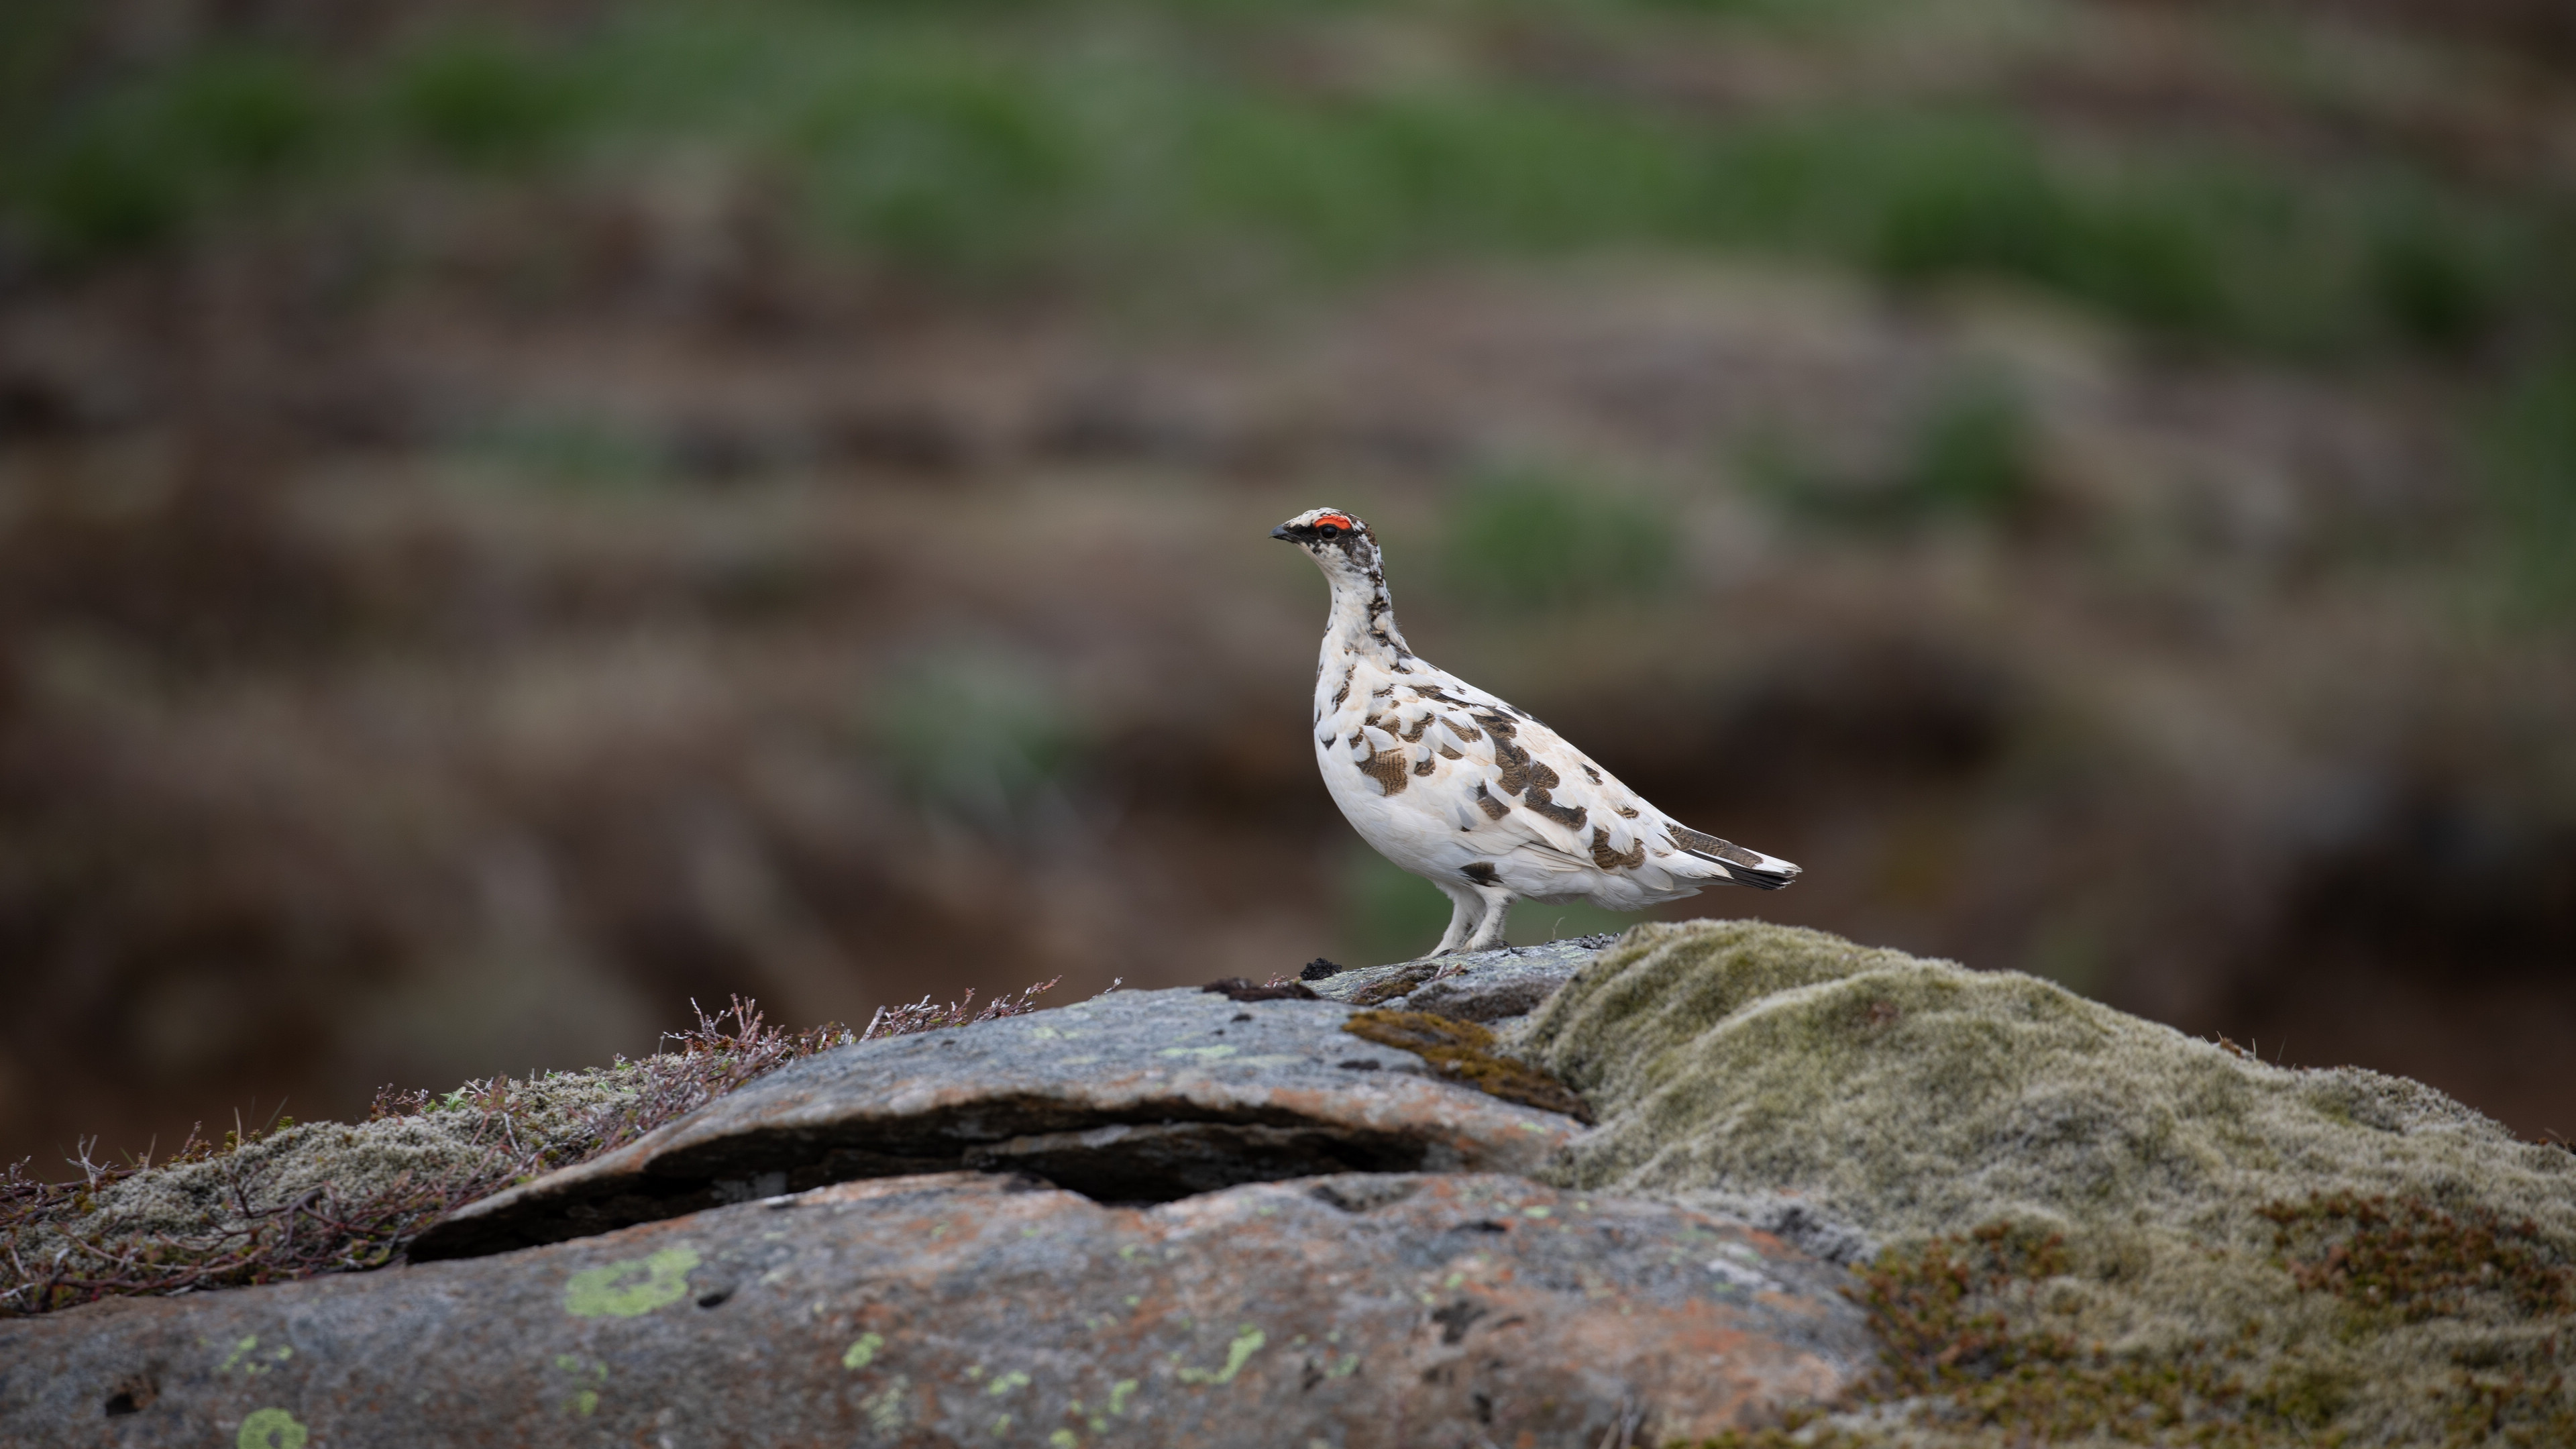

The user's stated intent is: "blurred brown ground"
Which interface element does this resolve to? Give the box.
[3,0,2572,1173]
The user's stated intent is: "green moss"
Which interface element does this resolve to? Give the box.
[1343,1009,1592,1122]
[1521,921,2576,1446]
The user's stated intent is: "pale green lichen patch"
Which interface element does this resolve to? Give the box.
[1518,921,2576,1448]
[551,1352,607,1417]
[217,1334,292,1375]
[1177,1326,1267,1386]
[563,1245,699,1318]
[843,1331,885,1368]
[860,1373,912,1433]
[235,1407,308,1449]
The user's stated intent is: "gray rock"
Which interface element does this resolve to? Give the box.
[1672,1192,1878,1268]
[0,1171,1874,1448]
[1307,936,1612,1023]
[412,987,1587,1261]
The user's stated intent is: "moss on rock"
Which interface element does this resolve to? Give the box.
[3,1067,653,1313]
[4,996,908,1315]
[1511,920,2576,1447]
[76,1073,645,1246]
[1341,1009,1593,1123]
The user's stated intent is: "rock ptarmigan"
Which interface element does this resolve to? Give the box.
[1273,506,1799,957]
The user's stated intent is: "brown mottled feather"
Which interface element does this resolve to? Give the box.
[1524,790,1587,828]
[1668,823,1763,867]
[1358,746,1411,797]
[1589,826,1646,871]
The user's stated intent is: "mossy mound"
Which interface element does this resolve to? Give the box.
[1512,920,2576,1448]
[80,1072,644,1244]
[4,1067,649,1313]
[5,998,946,1315]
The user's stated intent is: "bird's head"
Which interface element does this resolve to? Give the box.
[1270,507,1382,586]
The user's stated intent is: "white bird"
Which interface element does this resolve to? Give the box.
[1273,506,1799,957]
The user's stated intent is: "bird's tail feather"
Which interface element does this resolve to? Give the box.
[1705,854,1798,890]
[1667,824,1801,891]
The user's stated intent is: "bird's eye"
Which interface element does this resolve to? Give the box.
[1317,523,1340,539]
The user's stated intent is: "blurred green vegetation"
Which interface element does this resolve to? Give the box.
[9,0,2576,1172]
[1750,375,2039,534]
[1441,468,1679,610]
[1341,847,1455,964]
[14,46,333,256]
[2484,364,2576,615]
[870,649,1089,831]
[5,0,2568,360]
[393,27,592,170]
[448,413,678,492]
[1340,846,1642,963]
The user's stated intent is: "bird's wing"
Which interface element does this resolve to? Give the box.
[1366,672,1798,890]
[1368,676,1663,879]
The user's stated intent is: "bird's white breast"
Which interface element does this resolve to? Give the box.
[1312,661,1465,876]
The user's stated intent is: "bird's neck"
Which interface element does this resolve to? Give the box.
[1321,559,1414,674]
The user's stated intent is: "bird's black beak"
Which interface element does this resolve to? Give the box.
[1270,524,1298,541]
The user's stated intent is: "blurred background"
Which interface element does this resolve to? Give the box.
[3,0,2572,1173]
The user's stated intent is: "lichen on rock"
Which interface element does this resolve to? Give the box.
[1511,919,2576,1446]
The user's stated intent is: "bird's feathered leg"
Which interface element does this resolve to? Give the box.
[1460,882,1515,951]
[1429,883,1481,957]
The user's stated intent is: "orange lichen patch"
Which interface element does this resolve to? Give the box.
[1340,1010,1593,1123]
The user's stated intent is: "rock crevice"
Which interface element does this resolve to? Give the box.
[411,985,1588,1262]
